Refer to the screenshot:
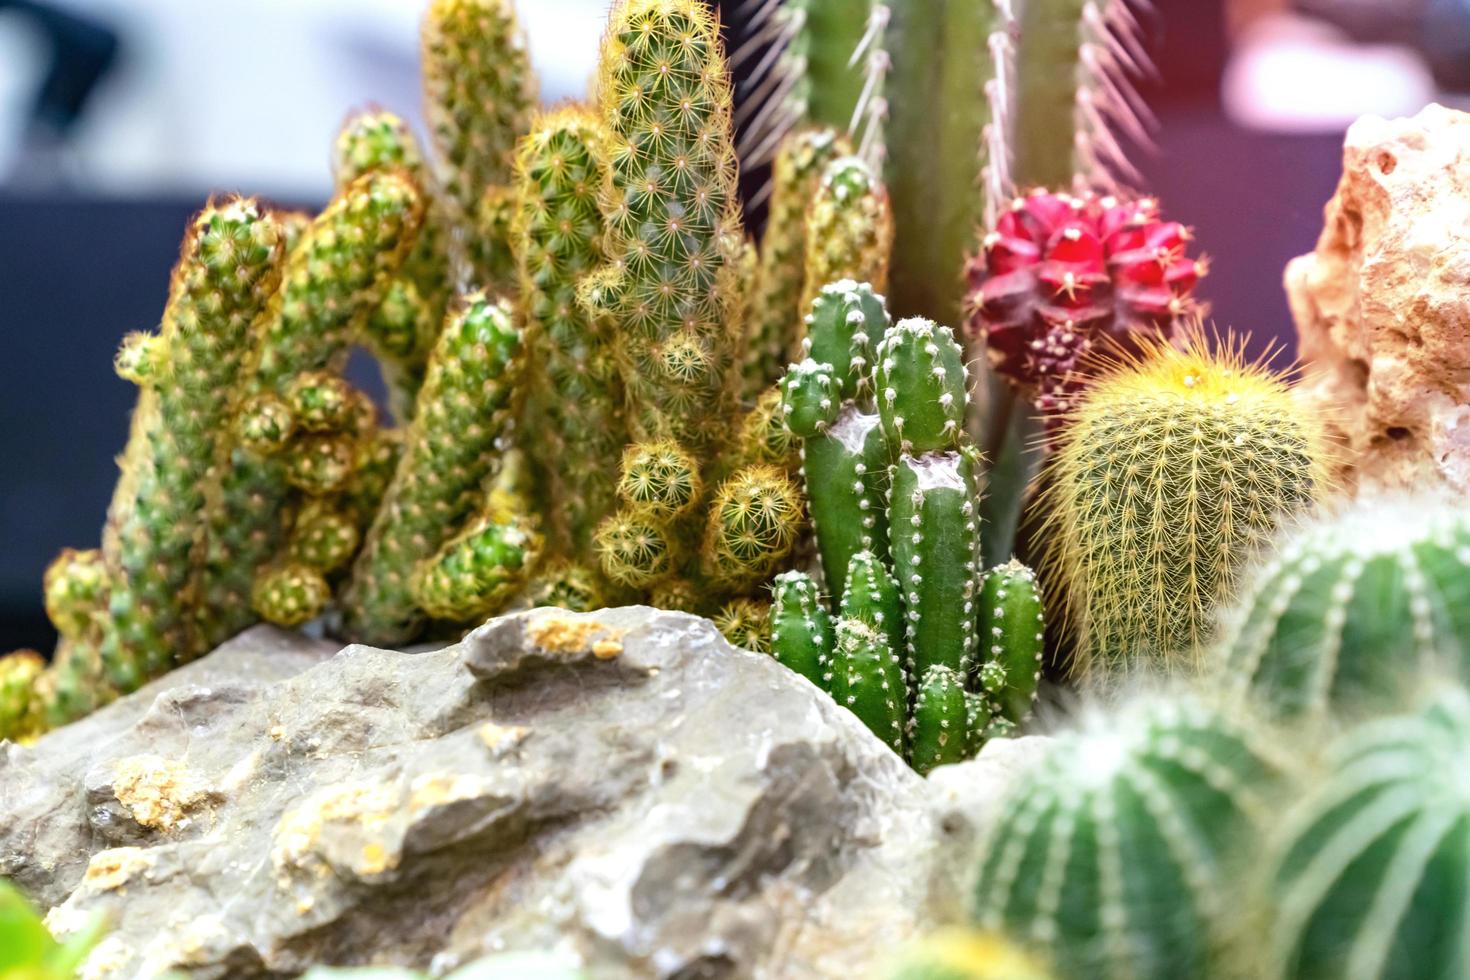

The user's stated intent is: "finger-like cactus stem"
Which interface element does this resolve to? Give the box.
[802,406,888,598]
[769,569,833,687]
[713,598,772,652]
[976,560,1045,725]
[910,665,970,775]
[341,294,524,645]
[891,449,981,680]
[283,433,358,497]
[840,550,904,658]
[289,499,361,573]
[964,691,994,755]
[411,514,538,624]
[830,618,907,754]
[702,465,805,590]
[801,155,894,315]
[874,317,969,456]
[252,563,331,628]
[801,279,891,401]
[0,651,45,742]
[780,359,841,438]
[44,548,108,641]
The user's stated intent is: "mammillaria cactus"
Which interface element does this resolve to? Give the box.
[713,597,772,652]
[514,107,624,557]
[1263,686,1470,980]
[966,191,1206,423]
[1043,335,1329,679]
[702,464,804,590]
[410,511,538,623]
[768,570,833,686]
[1218,494,1470,721]
[799,155,894,315]
[0,650,44,742]
[972,693,1283,979]
[341,294,524,645]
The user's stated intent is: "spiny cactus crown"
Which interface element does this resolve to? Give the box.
[874,317,969,455]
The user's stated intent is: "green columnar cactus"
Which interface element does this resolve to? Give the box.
[1264,687,1470,980]
[830,618,907,753]
[1217,495,1470,721]
[972,694,1282,980]
[800,156,894,315]
[964,691,994,753]
[198,172,424,652]
[1043,337,1329,680]
[910,665,969,775]
[0,650,44,742]
[514,107,624,556]
[411,511,538,623]
[976,560,1044,725]
[714,597,772,652]
[421,0,537,290]
[97,199,287,691]
[840,549,904,658]
[802,279,890,400]
[769,570,833,686]
[702,464,804,590]
[341,294,524,645]
[876,318,979,680]
[591,0,742,455]
[740,128,850,398]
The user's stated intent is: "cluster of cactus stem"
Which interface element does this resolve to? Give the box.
[769,283,1045,773]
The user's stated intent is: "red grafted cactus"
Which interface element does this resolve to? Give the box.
[965,190,1207,419]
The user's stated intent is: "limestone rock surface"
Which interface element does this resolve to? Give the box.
[1287,102,1470,495]
[0,609,1043,980]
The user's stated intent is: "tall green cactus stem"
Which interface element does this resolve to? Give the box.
[1265,687,1470,980]
[411,513,538,623]
[515,107,624,556]
[830,618,907,753]
[421,0,537,290]
[977,560,1044,725]
[591,0,743,454]
[714,598,772,652]
[198,173,424,652]
[733,0,882,170]
[97,199,286,691]
[341,294,524,645]
[801,279,891,401]
[0,650,44,742]
[800,156,894,316]
[876,318,979,680]
[910,665,970,775]
[972,694,1282,980]
[740,128,850,398]
[1043,337,1328,679]
[841,550,904,656]
[702,464,804,590]
[803,406,889,597]
[769,570,833,687]
[1217,495,1470,722]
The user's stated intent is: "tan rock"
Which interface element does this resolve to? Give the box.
[1287,102,1470,496]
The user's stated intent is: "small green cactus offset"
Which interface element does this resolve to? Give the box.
[768,570,833,686]
[976,560,1045,725]
[829,617,907,753]
[972,692,1284,980]
[411,510,539,624]
[1217,494,1470,721]
[909,665,969,776]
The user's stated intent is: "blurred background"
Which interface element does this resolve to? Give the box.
[0,0,1466,648]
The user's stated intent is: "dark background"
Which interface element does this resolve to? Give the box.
[0,0,1420,649]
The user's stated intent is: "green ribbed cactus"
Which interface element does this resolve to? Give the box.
[972,693,1283,980]
[741,128,850,398]
[199,173,423,652]
[768,570,833,686]
[421,0,537,290]
[840,549,904,659]
[876,318,979,680]
[779,359,841,439]
[97,198,287,692]
[714,597,772,652]
[1044,337,1329,680]
[910,665,969,775]
[702,464,804,590]
[830,618,907,753]
[800,156,893,316]
[514,107,624,556]
[1263,686,1470,980]
[976,560,1044,725]
[411,511,538,623]
[1218,495,1470,721]
[341,294,524,645]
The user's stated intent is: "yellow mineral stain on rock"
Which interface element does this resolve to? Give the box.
[271,782,400,886]
[409,771,488,812]
[592,638,623,659]
[527,613,625,656]
[358,841,396,876]
[82,847,155,893]
[112,754,213,832]
[477,722,530,753]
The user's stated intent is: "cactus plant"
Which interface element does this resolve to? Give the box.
[976,560,1045,724]
[713,597,773,652]
[883,929,1055,980]
[411,511,539,624]
[1217,494,1470,721]
[1042,335,1329,679]
[799,155,894,315]
[1262,686,1470,980]
[768,570,833,686]
[341,294,524,645]
[702,464,804,590]
[839,549,904,658]
[421,0,537,290]
[910,665,969,775]
[0,650,44,742]
[830,617,907,753]
[514,107,624,556]
[972,692,1284,980]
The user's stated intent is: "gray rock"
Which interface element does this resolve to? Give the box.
[0,608,1048,979]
